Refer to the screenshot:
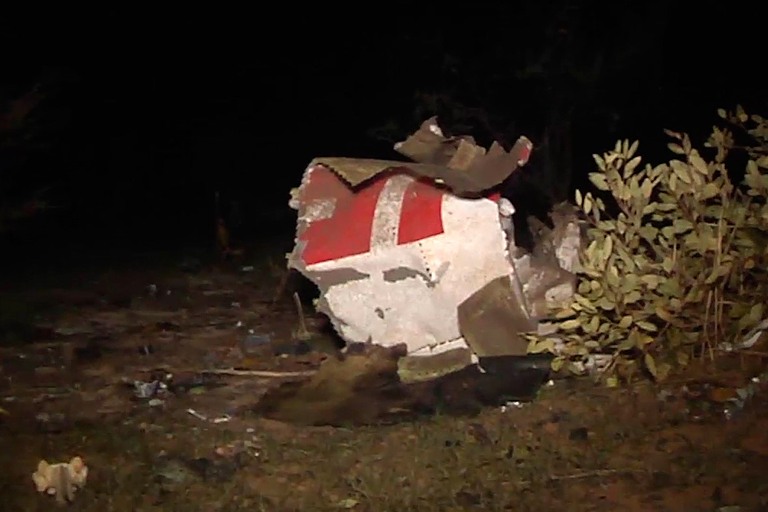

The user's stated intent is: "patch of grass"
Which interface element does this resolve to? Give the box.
[1,255,765,512]
[3,379,768,511]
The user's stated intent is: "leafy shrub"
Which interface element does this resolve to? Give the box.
[528,106,768,385]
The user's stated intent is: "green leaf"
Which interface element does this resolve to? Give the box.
[596,220,615,232]
[598,296,616,310]
[642,203,657,215]
[689,151,709,175]
[596,197,606,210]
[528,338,557,354]
[644,353,658,379]
[658,278,682,298]
[559,319,582,331]
[624,156,642,177]
[655,306,675,323]
[671,160,692,184]
[638,225,658,241]
[621,274,640,294]
[584,315,600,334]
[589,173,609,191]
[662,256,675,273]
[618,337,636,351]
[574,294,597,313]
[636,320,658,332]
[701,182,720,199]
[628,140,640,158]
[668,143,685,155]
[593,154,606,171]
[602,235,614,262]
[736,104,748,123]
[673,219,693,234]
[618,315,633,329]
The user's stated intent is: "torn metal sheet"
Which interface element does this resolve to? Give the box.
[309,117,532,195]
[458,275,535,357]
[288,117,576,381]
[512,203,582,320]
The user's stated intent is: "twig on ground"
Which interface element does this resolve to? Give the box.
[548,468,645,481]
[200,368,315,378]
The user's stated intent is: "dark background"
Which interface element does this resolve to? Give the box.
[0,1,763,267]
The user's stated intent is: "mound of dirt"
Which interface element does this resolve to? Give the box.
[254,345,552,426]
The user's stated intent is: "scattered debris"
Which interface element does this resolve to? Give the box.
[32,457,88,505]
[186,408,208,421]
[723,371,768,420]
[186,408,232,423]
[719,317,768,352]
[132,378,169,399]
[500,401,525,412]
[287,116,578,384]
[214,438,261,459]
[1,244,766,510]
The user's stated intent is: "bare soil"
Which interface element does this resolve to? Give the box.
[1,247,767,511]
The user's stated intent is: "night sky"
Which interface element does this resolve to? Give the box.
[0,1,763,266]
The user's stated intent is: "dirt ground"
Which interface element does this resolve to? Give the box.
[1,244,767,512]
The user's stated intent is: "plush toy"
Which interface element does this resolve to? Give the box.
[32,456,88,505]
